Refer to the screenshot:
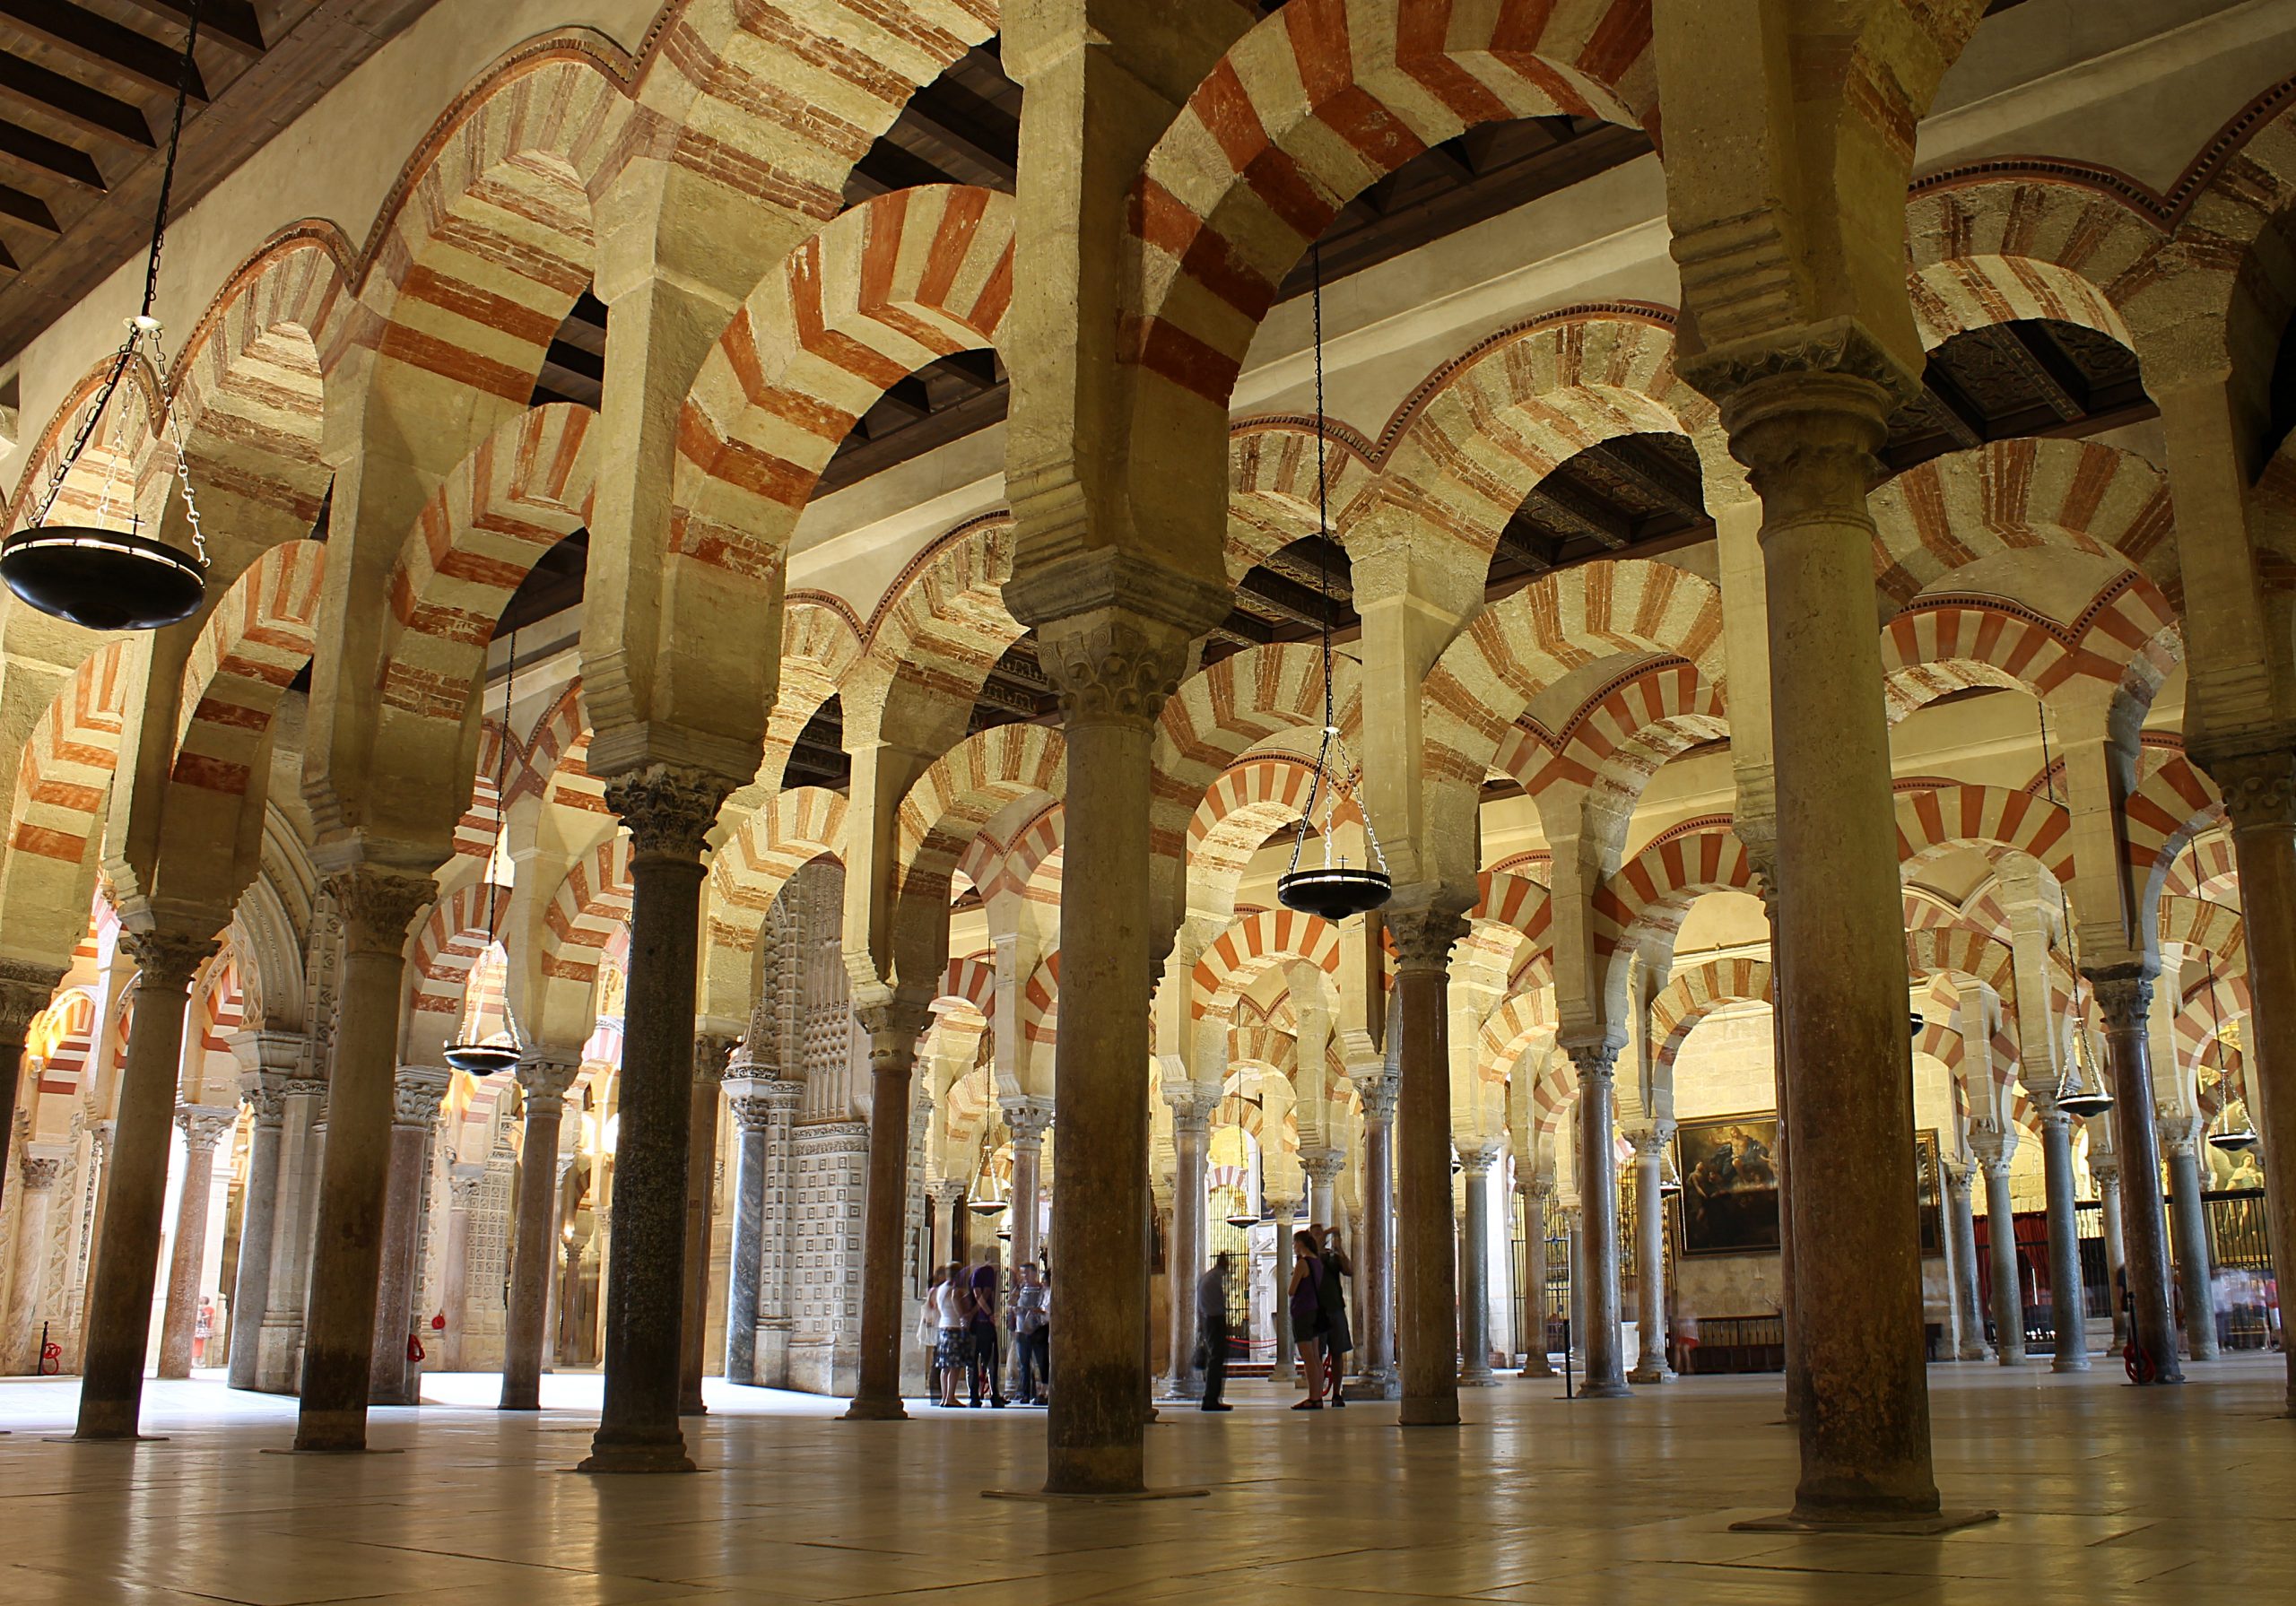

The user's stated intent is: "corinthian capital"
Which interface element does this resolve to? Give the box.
[2086,964,2155,1033]
[0,958,65,1041]
[1385,898,1470,973]
[1030,608,1197,726]
[1001,1095,1055,1147]
[120,929,218,991]
[1563,1037,1622,1085]
[176,1104,239,1152]
[322,866,436,959]
[2210,752,2296,832]
[392,1065,453,1130]
[515,1047,581,1111]
[692,1032,739,1084]
[856,1000,933,1072]
[603,765,733,861]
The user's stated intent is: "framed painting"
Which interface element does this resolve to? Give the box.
[1915,1129,1944,1256]
[1675,1113,1782,1256]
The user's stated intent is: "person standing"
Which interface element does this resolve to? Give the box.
[1290,1229,1326,1409]
[920,1266,947,1401]
[934,1263,969,1408]
[968,1256,1007,1407]
[1012,1263,1050,1404]
[1318,1228,1352,1408]
[1197,1253,1233,1411]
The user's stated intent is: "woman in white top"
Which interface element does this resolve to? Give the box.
[934,1265,970,1407]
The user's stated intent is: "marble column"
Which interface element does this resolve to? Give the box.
[255,1072,327,1392]
[293,864,436,1452]
[2094,1157,2127,1349]
[368,1066,450,1405]
[158,1106,236,1378]
[721,1080,778,1386]
[1944,1164,1988,1359]
[226,1066,289,1391]
[502,1049,579,1410]
[75,929,216,1438]
[1520,1176,1554,1378]
[2212,754,2296,1409]
[2092,968,2182,1383]
[679,1032,735,1416]
[439,1167,481,1371]
[1456,1142,1498,1385]
[1970,1128,2023,1365]
[1352,1073,1399,1399]
[1389,904,1469,1427]
[1628,1125,1674,1385]
[1161,1087,1211,1401]
[1269,1194,1298,1385]
[1004,1097,1053,1272]
[583,768,729,1473]
[847,1003,930,1420]
[1300,1148,1341,1232]
[2037,1106,2090,1372]
[1691,343,1944,1522]
[0,960,64,1204]
[7,1154,62,1371]
[1569,1042,1629,1398]
[2159,1116,2218,1361]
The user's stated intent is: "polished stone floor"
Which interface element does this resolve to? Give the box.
[0,1356,2288,1604]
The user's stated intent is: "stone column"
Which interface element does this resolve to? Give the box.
[157,1106,237,1378]
[368,1065,450,1405]
[679,1032,735,1416]
[720,1080,778,1385]
[847,1002,930,1421]
[1970,1126,2023,1365]
[439,1167,481,1371]
[225,1062,289,1391]
[2092,968,2182,1383]
[1352,1073,1399,1399]
[1161,1087,1211,1401]
[583,768,729,1473]
[2036,1106,2090,1372]
[502,1049,578,1410]
[1004,1097,1053,1272]
[0,961,64,1204]
[1569,1042,1630,1398]
[1269,1194,1298,1384]
[6,1153,62,1371]
[1628,1125,1674,1385]
[1520,1176,1554,1378]
[2159,1116,2218,1361]
[2211,754,2296,1409]
[1944,1164,1987,1359]
[292,864,436,1452]
[75,929,215,1438]
[1389,903,1469,1427]
[1456,1142,1498,1385]
[2093,1157,2127,1348]
[1300,1148,1341,1231]
[255,1073,326,1392]
[1688,341,1944,1522]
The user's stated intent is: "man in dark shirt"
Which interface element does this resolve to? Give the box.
[968,1258,1006,1407]
[1198,1253,1233,1411]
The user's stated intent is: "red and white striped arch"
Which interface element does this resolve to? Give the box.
[1868,438,2177,611]
[1192,909,1342,1023]
[1894,785,2074,883]
[1880,597,2083,720]
[1470,867,1553,993]
[2160,893,2245,977]
[2162,829,2238,903]
[710,786,847,963]
[170,541,325,799]
[894,724,1065,929]
[863,515,1023,747]
[1904,925,2017,1012]
[410,879,509,1027]
[939,954,996,1020]
[1185,756,1330,921]
[30,986,96,1097]
[1227,418,1378,580]
[1155,642,1362,865]
[1129,0,1658,413]
[540,835,634,996]
[1478,988,1554,1087]
[1506,657,1727,812]
[2126,754,2223,920]
[757,595,864,795]
[1591,820,1757,971]
[1903,172,2162,353]
[1650,956,1773,1073]
[2,643,129,960]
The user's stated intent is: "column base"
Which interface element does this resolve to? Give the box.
[2051,1353,2092,1374]
[1733,1507,1998,1537]
[43,1434,168,1444]
[574,1440,700,1474]
[1160,1376,1204,1402]
[985,1486,1209,1504]
[1344,1370,1399,1401]
[1577,1380,1631,1399]
[1955,1346,1989,1362]
[1627,1366,1674,1385]
[842,1397,909,1422]
[290,1411,369,1454]
[1519,1358,1553,1379]
[1458,1367,1498,1387]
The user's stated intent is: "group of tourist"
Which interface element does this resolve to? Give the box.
[922,1258,1050,1408]
[1190,1225,1355,1412]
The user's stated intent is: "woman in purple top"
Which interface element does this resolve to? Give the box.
[1289,1228,1326,1409]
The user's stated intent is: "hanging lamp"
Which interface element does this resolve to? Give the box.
[967,1127,1008,1217]
[2034,704,2114,1118]
[2198,933,2256,1152]
[1277,242,1391,922]
[1,4,210,632]
[444,626,526,1075]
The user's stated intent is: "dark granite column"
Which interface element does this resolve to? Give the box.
[368,1065,450,1404]
[1970,1126,2023,1365]
[720,1078,778,1385]
[1456,1142,1498,1385]
[2092,967,2182,1384]
[2160,1116,2217,1361]
[1388,901,1468,1428]
[846,1001,930,1420]
[2038,1105,2091,1372]
[678,1032,736,1415]
[226,1051,291,1392]
[1570,1042,1630,1398]
[502,1049,578,1409]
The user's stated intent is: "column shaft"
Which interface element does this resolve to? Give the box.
[2163,1137,2217,1361]
[1270,1197,1297,1384]
[75,932,213,1438]
[2097,1165,2127,1349]
[255,1082,325,1391]
[2094,970,2182,1383]
[722,1093,773,1385]
[226,1096,283,1390]
[1520,1184,1553,1378]
[6,1159,60,1370]
[847,1010,926,1419]
[2039,1113,2090,1371]
[502,1059,573,1409]
[295,868,432,1451]
[1571,1048,1628,1398]
[1162,1102,1207,1400]
[1981,1162,2023,1364]
[1457,1149,1495,1385]
[678,1041,730,1415]
[1946,1169,1987,1359]
[1390,909,1465,1427]
[370,1070,447,1405]
[439,1172,478,1371]
[1629,1139,1673,1384]
[1356,1084,1397,1396]
[157,1114,226,1379]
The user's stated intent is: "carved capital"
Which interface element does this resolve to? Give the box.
[604,764,733,862]
[515,1049,581,1113]
[2086,964,2155,1033]
[1523,1173,1557,1202]
[1298,1145,1346,1184]
[1627,1122,1676,1159]
[856,1001,933,1076]
[1356,1074,1399,1123]
[175,1104,238,1153]
[1001,1094,1055,1147]
[1967,1119,2017,1172]
[1563,1039,1621,1086]
[282,1077,327,1103]
[1454,1140,1500,1175]
[2090,1155,2121,1189]
[392,1065,453,1129]
[240,1072,287,1127]
[448,1167,485,1208]
[323,866,435,959]
[16,1153,60,1190]
[1001,546,1231,725]
[120,929,218,992]
[692,1031,740,1085]
[0,958,65,1041]
[1676,315,1918,417]
[726,1090,779,1132]
[1386,899,1470,973]
[1164,1082,1216,1137]
[1029,605,1201,727]
[2156,1111,2205,1160]
[2211,751,2296,833]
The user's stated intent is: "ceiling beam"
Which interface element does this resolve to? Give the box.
[1521,474,1631,549]
[2005,321,2092,420]
[0,119,104,191]
[0,53,152,148]
[0,181,59,234]
[1597,437,1708,521]
[1919,367,1987,449]
[0,2,211,100]
[117,0,265,58]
